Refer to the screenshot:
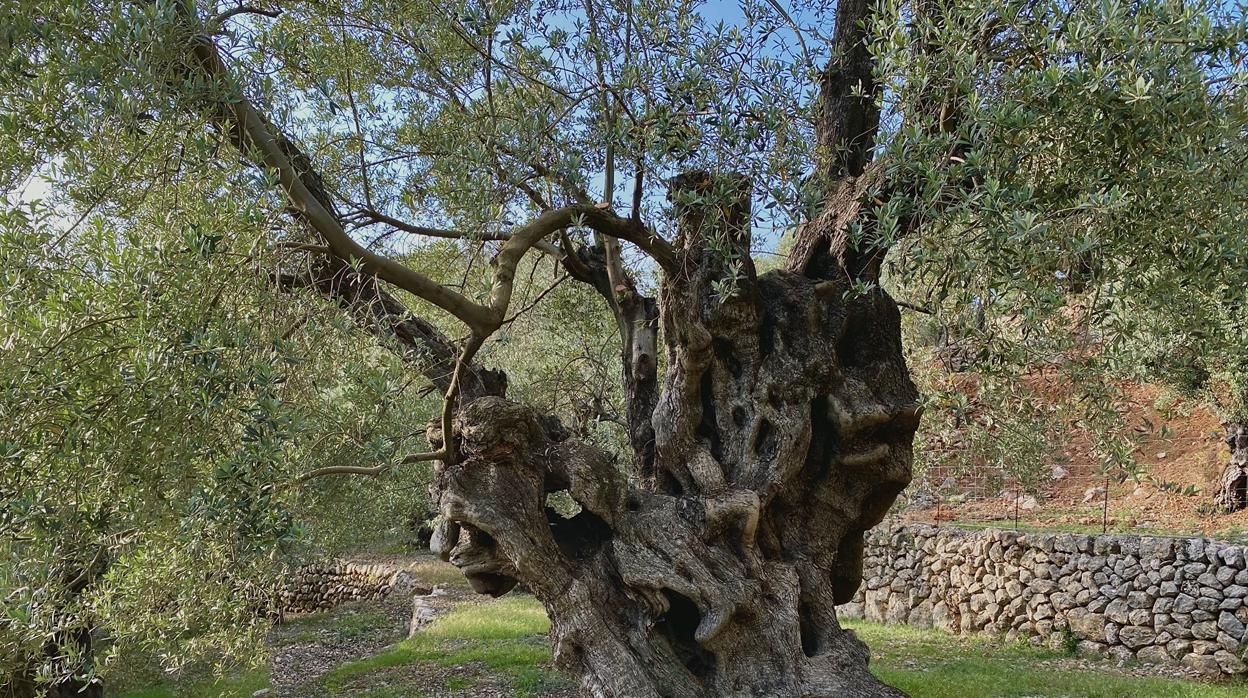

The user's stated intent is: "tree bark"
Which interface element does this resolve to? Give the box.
[1216,422,1248,513]
[430,175,920,697]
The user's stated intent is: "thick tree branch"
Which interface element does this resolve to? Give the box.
[817,0,879,181]
[182,8,673,346]
[485,204,675,321]
[184,25,499,331]
[275,258,507,399]
[791,0,969,283]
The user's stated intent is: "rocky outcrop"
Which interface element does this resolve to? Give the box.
[838,524,1248,676]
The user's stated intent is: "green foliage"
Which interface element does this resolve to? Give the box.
[0,185,436,686]
[879,0,1248,484]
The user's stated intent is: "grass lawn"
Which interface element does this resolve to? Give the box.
[112,667,269,698]
[322,595,569,697]
[846,619,1248,698]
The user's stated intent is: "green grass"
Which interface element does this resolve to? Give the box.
[323,595,566,697]
[1211,525,1248,545]
[423,596,550,640]
[845,620,1248,698]
[407,557,476,589]
[112,667,269,698]
[354,685,429,698]
[930,516,1193,539]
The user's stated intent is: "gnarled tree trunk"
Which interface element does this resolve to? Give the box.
[171,0,934,693]
[1216,422,1248,513]
[417,0,937,691]
[429,173,920,697]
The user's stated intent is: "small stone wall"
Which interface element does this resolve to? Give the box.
[278,561,412,614]
[838,523,1248,676]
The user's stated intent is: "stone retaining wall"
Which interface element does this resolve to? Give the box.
[278,561,412,615]
[838,523,1248,676]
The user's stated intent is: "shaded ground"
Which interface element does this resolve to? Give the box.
[114,555,1248,698]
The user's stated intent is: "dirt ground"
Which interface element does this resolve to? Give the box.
[905,377,1248,540]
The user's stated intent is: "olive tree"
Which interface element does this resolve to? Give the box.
[3,0,1246,696]
[0,190,443,695]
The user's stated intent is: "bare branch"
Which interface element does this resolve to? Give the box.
[896,300,933,315]
[274,242,331,254]
[495,142,594,205]
[763,0,814,71]
[340,27,374,210]
[502,273,569,326]
[295,448,444,482]
[348,207,496,241]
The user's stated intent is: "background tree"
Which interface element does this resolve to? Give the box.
[0,187,442,694]
[881,0,1248,515]
[2,0,1246,696]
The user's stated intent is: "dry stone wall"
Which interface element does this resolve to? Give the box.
[278,561,417,615]
[838,523,1248,677]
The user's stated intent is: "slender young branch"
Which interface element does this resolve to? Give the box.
[349,207,500,241]
[502,273,570,325]
[584,0,617,206]
[896,300,933,314]
[495,141,594,205]
[439,332,488,465]
[296,451,443,482]
[274,242,331,254]
[443,16,574,99]
[340,28,374,210]
[764,0,814,70]
[295,328,486,483]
